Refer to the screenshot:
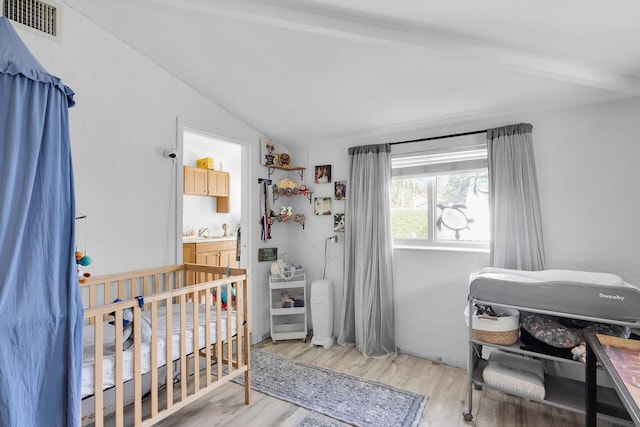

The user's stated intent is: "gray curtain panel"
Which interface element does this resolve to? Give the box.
[488,123,546,270]
[338,144,397,358]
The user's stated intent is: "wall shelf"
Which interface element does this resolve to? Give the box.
[267,165,305,180]
[270,212,305,229]
[272,186,313,204]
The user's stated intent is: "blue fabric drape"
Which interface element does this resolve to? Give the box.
[0,17,83,426]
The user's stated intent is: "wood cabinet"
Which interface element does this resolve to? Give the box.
[183,166,230,213]
[183,239,237,268]
[183,166,208,195]
[207,171,229,197]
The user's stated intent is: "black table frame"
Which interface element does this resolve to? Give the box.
[585,333,640,426]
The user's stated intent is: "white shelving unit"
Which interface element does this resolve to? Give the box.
[269,273,307,344]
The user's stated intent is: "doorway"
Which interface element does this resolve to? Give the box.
[176,120,251,269]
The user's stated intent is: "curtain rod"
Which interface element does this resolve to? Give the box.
[389,129,487,146]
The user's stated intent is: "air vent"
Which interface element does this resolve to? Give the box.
[3,0,58,37]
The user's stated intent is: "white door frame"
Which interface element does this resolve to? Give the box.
[175,117,253,269]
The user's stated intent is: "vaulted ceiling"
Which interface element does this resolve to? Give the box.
[62,0,640,146]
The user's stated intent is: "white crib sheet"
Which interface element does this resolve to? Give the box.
[81,304,237,398]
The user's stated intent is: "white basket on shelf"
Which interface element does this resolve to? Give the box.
[270,253,304,281]
[464,305,520,345]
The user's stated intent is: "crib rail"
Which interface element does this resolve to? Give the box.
[80,264,250,427]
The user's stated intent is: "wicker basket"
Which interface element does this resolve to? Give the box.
[464,305,520,345]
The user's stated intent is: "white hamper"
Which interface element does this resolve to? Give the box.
[311,279,334,349]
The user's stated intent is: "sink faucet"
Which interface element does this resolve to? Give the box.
[198,227,210,237]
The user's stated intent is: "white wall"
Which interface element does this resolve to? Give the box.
[293,96,640,367]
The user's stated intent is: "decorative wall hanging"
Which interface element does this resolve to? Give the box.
[260,137,276,166]
[314,197,332,215]
[314,165,332,183]
[334,213,345,232]
[279,153,291,166]
[258,247,278,262]
[334,180,346,200]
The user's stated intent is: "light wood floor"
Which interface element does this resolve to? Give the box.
[149,338,620,427]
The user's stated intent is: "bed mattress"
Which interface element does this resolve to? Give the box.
[81,304,237,398]
[469,267,640,322]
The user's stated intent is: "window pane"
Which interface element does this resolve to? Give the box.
[436,171,489,242]
[391,177,428,238]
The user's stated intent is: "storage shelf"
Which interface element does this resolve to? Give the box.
[269,278,305,289]
[271,306,305,315]
[471,339,584,366]
[465,298,635,425]
[269,274,307,343]
[472,359,632,424]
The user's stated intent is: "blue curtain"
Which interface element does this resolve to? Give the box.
[0,17,83,426]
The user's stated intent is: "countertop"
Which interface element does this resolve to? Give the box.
[182,236,237,243]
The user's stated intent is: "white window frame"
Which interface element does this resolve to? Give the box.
[391,134,490,251]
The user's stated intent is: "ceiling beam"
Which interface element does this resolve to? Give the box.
[144,0,640,94]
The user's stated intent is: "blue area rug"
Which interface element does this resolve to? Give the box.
[233,349,427,427]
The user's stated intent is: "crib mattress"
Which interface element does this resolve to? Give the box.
[81,304,237,398]
[469,267,640,322]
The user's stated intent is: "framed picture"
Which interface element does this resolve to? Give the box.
[314,197,331,215]
[334,213,345,232]
[314,165,332,183]
[260,137,276,166]
[334,180,346,200]
[258,247,278,262]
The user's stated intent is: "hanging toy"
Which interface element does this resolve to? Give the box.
[75,213,93,284]
[75,250,92,283]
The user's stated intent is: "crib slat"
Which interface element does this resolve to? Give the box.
[103,285,109,320]
[216,287,222,380]
[180,294,187,401]
[94,319,104,427]
[165,298,173,410]
[226,284,233,374]
[89,285,96,324]
[150,301,158,418]
[242,277,251,404]
[133,305,142,426]
[143,276,149,304]
[204,289,212,387]
[236,281,243,368]
[192,291,200,393]
[114,309,124,427]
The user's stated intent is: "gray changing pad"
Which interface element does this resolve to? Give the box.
[469,267,640,323]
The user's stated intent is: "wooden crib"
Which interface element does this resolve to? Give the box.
[79,264,250,427]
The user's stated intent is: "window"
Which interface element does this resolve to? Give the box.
[391,136,490,249]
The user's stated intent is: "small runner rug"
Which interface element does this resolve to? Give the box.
[232,349,427,427]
